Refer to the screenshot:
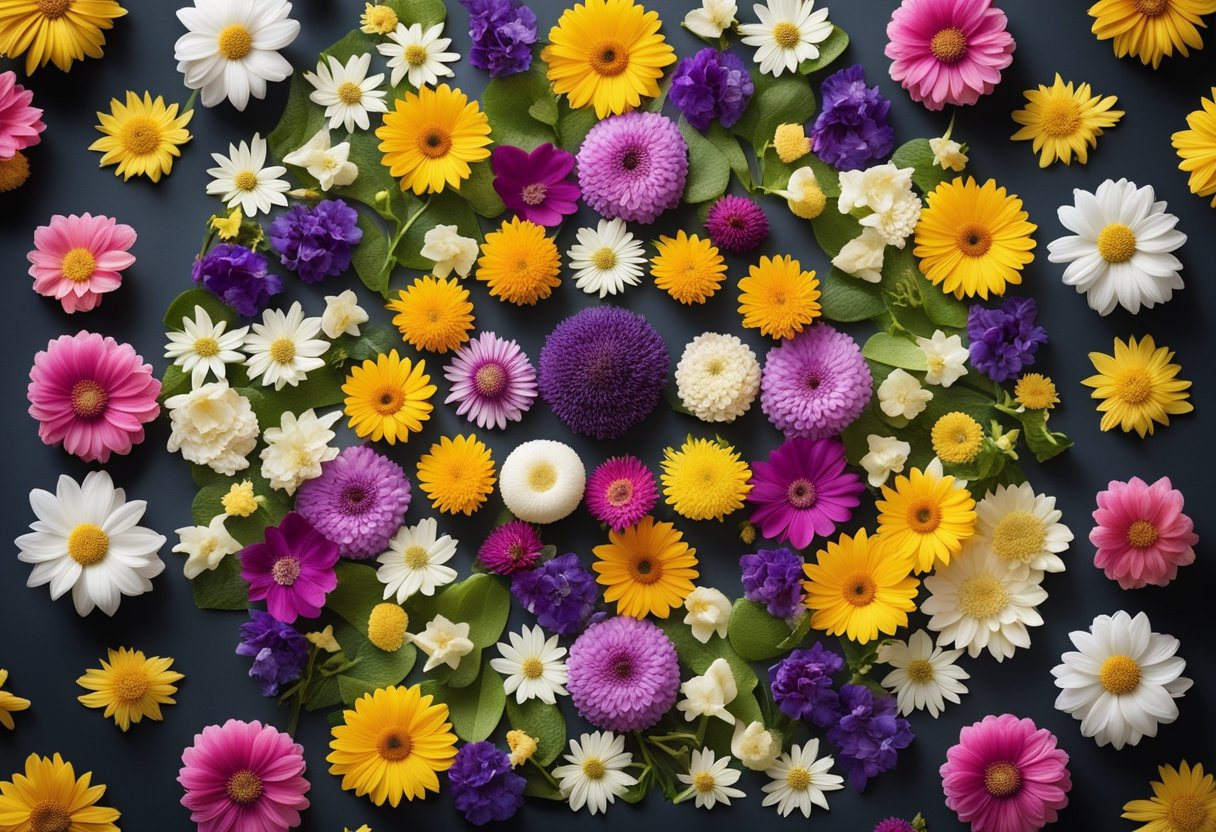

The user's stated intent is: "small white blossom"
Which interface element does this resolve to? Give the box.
[916,329,969,387]
[683,586,732,642]
[859,434,911,488]
[321,290,369,339]
[877,369,933,420]
[420,224,478,278]
[414,614,474,672]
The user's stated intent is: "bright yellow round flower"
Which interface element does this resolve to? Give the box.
[876,466,977,573]
[1011,74,1124,167]
[914,177,1037,300]
[1082,335,1193,437]
[660,437,752,521]
[1172,87,1216,207]
[0,151,31,193]
[416,434,496,515]
[88,91,193,183]
[650,231,727,304]
[327,684,458,807]
[343,350,436,444]
[931,412,984,465]
[76,647,183,732]
[1122,760,1216,832]
[367,603,409,653]
[542,0,676,118]
[476,217,561,305]
[773,123,812,163]
[802,528,919,644]
[1014,373,1059,411]
[1089,0,1216,68]
[0,753,120,830]
[593,515,699,619]
[360,1,398,34]
[737,255,821,339]
[0,669,30,730]
[377,84,492,195]
[387,276,474,354]
[0,0,127,74]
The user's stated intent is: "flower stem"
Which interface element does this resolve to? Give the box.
[529,758,561,791]
[286,646,319,738]
[382,195,432,282]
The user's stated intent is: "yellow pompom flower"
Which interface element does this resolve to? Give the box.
[802,528,919,644]
[0,669,30,730]
[377,84,492,195]
[222,480,260,517]
[1172,87,1216,207]
[0,753,120,830]
[1122,760,1216,832]
[876,466,977,573]
[1082,335,1193,437]
[387,276,474,354]
[506,729,538,766]
[1011,75,1124,167]
[1089,0,1216,68]
[76,647,183,732]
[360,1,398,34]
[476,217,562,305]
[367,604,409,653]
[343,350,436,444]
[0,0,127,74]
[737,255,821,339]
[417,434,496,515]
[592,515,699,619]
[931,412,984,465]
[660,437,752,521]
[650,231,727,304]
[89,91,194,183]
[0,151,31,192]
[773,123,811,163]
[1015,373,1059,411]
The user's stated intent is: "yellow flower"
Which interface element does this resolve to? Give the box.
[1015,373,1059,411]
[506,729,538,766]
[417,434,496,515]
[593,515,699,618]
[802,528,919,644]
[1089,0,1216,68]
[0,753,120,830]
[1123,760,1216,832]
[876,467,977,573]
[773,123,811,163]
[377,84,492,195]
[476,217,561,305]
[360,1,398,34]
[650,230,727,304]
[0,151,31,193]
[210,207,243,240]
[737,254,821,339]
[0,669,30,730]
[76,647,182,732]
[1011,74,1124,167]
[343,350,436,444]
[660,437,752,521]
[89,90,194,182]
[739,520,757,545]
[0,0,126,74]
[222,480,261,517]
[931,412,984,465]
[913,177,1037,300]
[346,827,372,832]
[328,685,458,807]
[542,0,676,118]
[367,603,409,653]
[387,276,474,354]
[306,625,342,653]
[1172,87,1216,207]
[1082,335,1193,437]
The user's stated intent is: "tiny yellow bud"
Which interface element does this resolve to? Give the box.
[773,123,811,164]
[506,729,538,766]
[360,2,399,35]
[305,625,341,653]
[222,481,261,517]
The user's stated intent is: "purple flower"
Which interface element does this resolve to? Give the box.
[460,0,538,78]
[874,819,917,832]
[240,512,339,624]
[748,438,865,550]
[827,684,915,791]
[577,112,687,224]
[966,296,1047,382]
[511,552,598,635]
[447,741,526,825]
[268,199,361,284]
[769,643,844,727]
[811,64,896,171]
[192,243,281,317]
[705,194,769,253]
[566,616,680,732]
[669,48,754,132]
[235,610,309,697]
[760,323,873,439]
[491,144,580,227]
[479,520,544,574]
[444,331,538,430]
[294,445,411,559]
[740,546,805,619]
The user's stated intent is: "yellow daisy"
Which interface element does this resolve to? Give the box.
[650,231,727,304]
[416,434,496,515]
[0,753,120,830]
[931,412,984,465]
[1090,0,1216,68]
[542,0,676,118]
[0,669,30,730]
[88,91,193,183]
[1172,87,1216,207]
[76,647,183,732]
[376,84,492,195]
[0,0,126,74]
[660,437,752,521]
[592,515,699,618]
[359,1,398,35]
[1123,760,1216,832]
[1015,373,1059,411]
[476,217,561,305]
[876,466,977,573]
[802,528,919,644]
[737,254,821,339]
[1082,335,1193,437]
[1011,74,1124,167]
[0,151,31,193]
[387,276,474,354]
[342,350,436,444]
[913,177,1037,300]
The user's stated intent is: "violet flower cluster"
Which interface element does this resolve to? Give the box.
[811,64,896,171]
[235,610,309,697]
[967,296,1048,382]
[447,741,526,825]
[827,683,915,792]
[740,547,805,619]
[460,0,538,77]
[769,643,844,726]
[268,199,361,285]
[192,243,281,317]
[669,48,754,131]
[510,552,598,636]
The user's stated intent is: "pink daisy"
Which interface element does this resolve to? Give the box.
[884,0,1015,111]
[940,713,1071,832]
[0,70,45,159]
[29,213,137,313]
[747,437,865,550]
[584,455,658,531]
[241,512,339,624]
[179,719,311,832]
[27,331,160,463]
[443,331,538,430]
[1090,476,1197,590]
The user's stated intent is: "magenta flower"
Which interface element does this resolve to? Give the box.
[1090,476,1197,590]
[241,512,339,624]
[491,143,580,226]
[0,71,45,159]
[28,213,136,313]
[566,616,680,732]
[444,331,538,430]
[748,438,865,549]
[705,194,768,253]
[584,455,658,531]
[479,519,544,574]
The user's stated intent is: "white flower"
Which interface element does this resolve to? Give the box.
[166,381,259,475]
[877,629,969,718]
[731,720,781,771]
[684,0,738,39]
[859,434,910,488]
[675,333,761,423]
[243,302,329,390]
[915,329,969,387]
[421,224,479,279]
[677,749,746,809]
[761,739,843,818]
[258,409,342,495]
[206,133,290,216]
[282,128,359,191]
[376,517,459,602]
[553,731,637,815]
[16,471,166,617]
[174,0,300,111]
[677,658,738,724]
[378,22,459,88]
[1047,178,1186,316]
[781,166,826,219]
[414,614,474,672]
[930,136,968,171]
[1051,610,1191,750]
[683,586,732,642]
[838,164,915,214]
[304,53,387,133]
[164,304,249,388]
[860,191,922,247]
[490,625,569,704]
[321,290,369,339]
[831,228,886,283]
[499,440,586,524]
[172,514,242,580]
[877,369,933,420]
[974,483,1074,577]
[567,218,646,298]
[738,0,833,77]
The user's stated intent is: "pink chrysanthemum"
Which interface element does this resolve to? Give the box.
[584,455,659,531]
[444,331,538,430]
[27,331,160,463]
[0,71,45,159]
[28,213,136,313]
[760,323,872,439]
[747,437,865,549]
[179,718,311,832]
[940,714,1071,832]
[566,616,680,732]
[1090,476,1197,590]
[705,194,769,253]
[479,519,544,574]
[884,0,1016,111]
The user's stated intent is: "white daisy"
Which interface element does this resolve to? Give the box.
[376,517,458,602]
[499,440,586,524]
[281,128,359,192]
[761,739,843,818]
[915,329,969,387]
[567,219,646,298]
[164,304,249,388]
[16,471,166,617]
[1051,610,1191,750]
[303,53,388,133]
[684,0,739,40]
[174,0,300,111]
[490,625,569,704]
[683,586,732,642]
[859,434,911,488]
[258,409,342,495]
[676,657,737,724]
[877,629,969,718]
[553,731,637,815]
[321,289,369,339]
[377,22,460,88]
[243,301,329,390]
[172,514,242,580]
[206,133,290,216]
[1047,178,1186,316]
[877,368,933,420]
[974,483,1074,577]
[414,614,474,672]
[738,0,833,77]
[677,749,746,809]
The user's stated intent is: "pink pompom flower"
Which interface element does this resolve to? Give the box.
[1090,476,1197,590]
[0,70,45,159]
[29,213,137,313]
[584,455,658,531]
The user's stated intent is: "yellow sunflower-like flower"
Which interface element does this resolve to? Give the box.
[1172,87,1216,207]
[913,177,1037,300]
[88,91,193,183]
[0,753,120,830]
[931,412,984,465]
[542,0,676,118]
[0,669,30,730]
[1015,373,1059,411]
[660,437,752,521]
[1122,760,1216,832]
[650,230,727,304]
[592,515,699,618]
[476,217,561,305]
[737,254,821,339]
[0,0,127,74]
[876,466,977,573]
[377,84,492,195]
[0,152,31,193]
[76,647,183,732]
[1011,74,1124,167]
[343,350,436,444]
[1082,334,1193,437]
[416,434,496,515]
[327,684,458,807]
[1089,0,1216,68]
[387,276,474,354]
[802,528,919,644]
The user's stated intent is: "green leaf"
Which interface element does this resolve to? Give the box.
[459,159,506,218]
[810,208,861,258]
[236,368,343,431]
[528,93,560,127]
[267,72,328,165]
[819,267,887,323]
[1001,406,1073,463]
[319,30,377,64]
[863,332,928,371]
[704,123,752,186]
[891,138,956,196]
[434,575,511,648]
[920,280,968,328]
[333,620,417,690]
[678,117,731,204]
[556,98,597,154]
[655,618,758,695]
[882,245,968,330]
[336,676,380,707]
[158,364,192,403]
[799,26,850,74]
[733,70,817,155]
[163,288,238,330]
[395,190,483,270]
[521,765,565,800]
[727,599,804,662]
[504,698,567,766]
[351,212,392,297]
[338,325,401,364]
[191,556,248,611]
[386,0,446,26]
[338,129,408,218]
[432,657,507,742]
[483,68,557,151]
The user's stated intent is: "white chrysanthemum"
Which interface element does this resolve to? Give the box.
[832,227,886,283]
[761,739,843,818]
[205,133,290,216]
[684,0,738,39]
[1048,178,1186,316]
[166,381,259,475]
[16,471,166,617]
[243,301,330,390]
[499,440,586,524]
[915,329,969,387]
[421,224,479,278]
[859,434,910,488]
[1051,610,1192,750]
[738,0,833,77]
[877,629,969,718]
[877,368,932,420]
[321,289,369,339]
[414,614,474,672]
[675,333,761,423]
[164,304,249,388]
[974,483,1073,577]
[677,749,746,810]
[861,191,922,247]
[930,136,968,171]
[676,658,737,724]
[376,517,458,602]
[683,586,732,642]
[174,0,300,111]
[281,128,359,192]
[490,625,569,705]
[731,721,781,771]
[258,409,342,495]
[838,164,915,213]
[553,731,637,815]
[173,514,242,580]
[304,52,387,133]
[378,21,459,88]
[567,219,646,298]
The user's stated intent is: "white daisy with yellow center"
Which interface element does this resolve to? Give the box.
[567,218,647,298]
[206,133,290,216]
[376,517,458,602]
[676,749,746,810]
[877,629,970,718]
[377,21,460,88]
[553,731,637,815]
[738,0,834,77]
[975,482,1074,577]
[243,301,330,391]
[164,304,249,389]
[760,739,843,818]
[490,625,569,705]
[304,52,388,133]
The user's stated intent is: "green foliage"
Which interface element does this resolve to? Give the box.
[326,562,386,635]
[505,698,566,766]
[425,656,507,742]
[340,130,408,218]
[351,212,392,297]
[799,27,850,74]
[556,98,597,153]
[158,365,192,403]
[458,159,506,218]
[267,73,327,165]
[891,138,958,195]
[385,0,446,26]
[234,369,344,433]
[190,556,248,611]
[394,191,482,270]
[863,332,928,371]
[679,117,731,204]
[727,600,810,661]
[819,267,887,322]
[163,288,237,331]
[328,325,401,367]
[733,70,818,155]
[810,206,861,258]
[483,68,557,150]
[998,403,1074,463]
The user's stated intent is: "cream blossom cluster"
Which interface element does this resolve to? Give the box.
[832,164,922,283]
[676,658,738,724]
[165,381,259,475]
[259,409,342,495]
[675,333,761,423]
[682,586,732,642]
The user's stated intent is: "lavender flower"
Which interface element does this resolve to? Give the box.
[967,297,1047,382]
[294,445,411,559]
[740,547,805,619]
[235,610,309,697]
[577,112,688,224]
[511,552,598,636]
[192,243,281,317]
[460,0,538,77]
[566,616,680,732]
[268,199,362,284]
[811,64,895,171]
[827,684,915,791]
[669,48,754,131]
[760,324,873,439]
[769,643,844,727]
[447,741,527,825]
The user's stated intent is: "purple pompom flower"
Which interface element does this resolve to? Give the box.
[874,819,917,832]
[705,194,769,253]
[479,520,544,574]
[447,741,527,825]
[760,324,873,439]
[491,144,580,227]
[235,610,310,697]
[740,546,806,619]
[444,331,538,430]
[811,64,896,171]
[240,512,339,623]
[268,199,362,284]
[748,438,865,550]
[192,243,281,317]
[827,683,915,791]
[669,48,754,131]
[511,552,598,636]
[769,643,844,727]
[584,455,658,531]
[577,112,688,224]
[966,296,1047,382]
[294,445,411,559]
[460,0,538,77]
[566,616,680,732]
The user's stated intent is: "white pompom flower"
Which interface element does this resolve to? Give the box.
[676,333,761,423]
[499,440,586,524]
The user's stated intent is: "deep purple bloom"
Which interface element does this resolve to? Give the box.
[577,112,688,224]
[740,546,806,619]
[268,199,361,284]
[294,445,411,559]
[828,684,915,791]
[491,144,580,227]
[511,552,598,635]
[811,64,896,171]
[447,741,526,825]
[240,512,339,624]
[966,296,1047,382]
[192,243,281,317]
[460,0,538,77]
[769,643,844,727]
[235,610,309,697]
[669,48,754,131]
[566,616,680,732]
[705,194,769,253]
[760,323,873,439]
[748,438,865,550]
[479,520,544,574]
[874,819,917,832]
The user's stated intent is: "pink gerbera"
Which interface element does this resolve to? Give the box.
[0,70,45,159]
[584,455,658,531]
[747,437,865,550]
[1090,476,1197,590]
[29,213,137,313]
[179,719,311,832]
[444,331,538,430]
[27,331,160,463]
[941,714,1071,832]
[241,512,339,624]
[885,0,1015,111]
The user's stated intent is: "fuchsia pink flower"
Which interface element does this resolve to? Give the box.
[1090,476,1197,590]
[747,438,865,549]
[491,143,580,226]
[0,70,45,159]
[241,512,339,624]
[28,213,137,313]
[584,455,659,531]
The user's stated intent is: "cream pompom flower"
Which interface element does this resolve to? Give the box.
[258,409,342,495]
[165,381,260,475]
[499,439,586,524]
[675,333,761,424]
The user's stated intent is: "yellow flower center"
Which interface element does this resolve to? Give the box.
[233,170,260,192]
[1126,519,1159,548]
[70,378,108,418]
[405,44,430,66]
[417,126,453,159]
[0,152,31,192]
[271,556,301,586]
[35,0,71,18]
[119,115,163,156]
[474,363,507,397]
[193,336,220,358]
[629,553,664,585]
[1099,654,1141,695]
[577,757,608,782]
[983,761,1022,797]
[957,574,1009,619]
[786,766,812,790]
[367,603,409,652]
[1114,368,1153,405]
[1039,100,1083,138]
[112,668,150,702]
[990,511,1047,563]
[606,478,634,507]
[372,384,405,415]
[521,656,546,679]
[217,24,254,61]
[1166,795,1208,832]
[930,27,968,63]
[67,523,109,566]
[591,247,618,271]
[906,498,942,534]
[956,223,993,258]
[772,21,802,49]
[377,728,413,761]
[1097,223,1137,263]
[336,81,364,105]
[268,337,296,364]
[906,658,935,684]
[28,800,71,832]
[528,463,557,492]
[403,544,430,570]
[1134,0,1169,15]
[364,5,399,33]
[60,247,97,282]
[842,573,877,607]
[520,182,549,206]
[589,41,630,76]
[225,769,264,805]
[692,771,717,793]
